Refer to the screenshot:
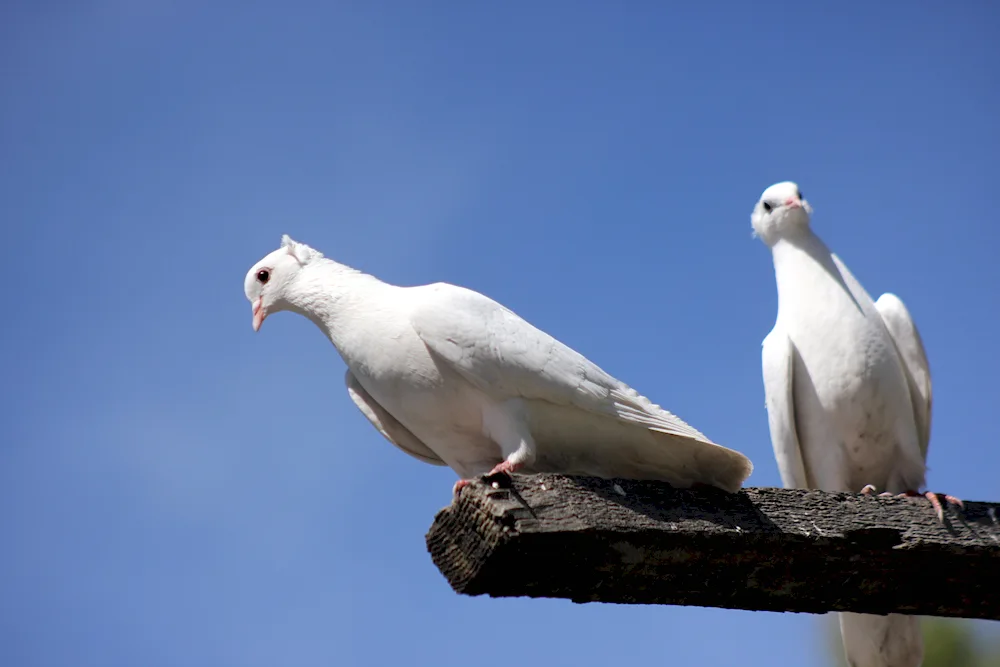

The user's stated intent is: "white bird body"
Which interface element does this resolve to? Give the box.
[245,235,753,493]
[767,236,926,493]
[754,182,931,667]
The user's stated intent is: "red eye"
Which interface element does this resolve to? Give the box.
[257,269,270,284]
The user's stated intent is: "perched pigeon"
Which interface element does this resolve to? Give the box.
[752,181,960,667]
[244,235,753,494]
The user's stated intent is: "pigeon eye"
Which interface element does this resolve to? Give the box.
[762,202,773,213]
[797,190,803,200]
[257,269,270,284]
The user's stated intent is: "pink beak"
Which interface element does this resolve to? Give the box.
[784,197,802,209]
[252,297,266,332]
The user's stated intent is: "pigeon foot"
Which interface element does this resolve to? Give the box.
[861,485,963,521]
[901,489,964,522]
[453,460,526,498]
[485,459,524,478]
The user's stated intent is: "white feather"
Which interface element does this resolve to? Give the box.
[244,238,754,493]
[761,325,809,489]
[409,283,752,491]
[875,293,932,461]
[345,369,445,466]
[753,182,928,667]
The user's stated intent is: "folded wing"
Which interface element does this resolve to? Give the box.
[408,283,753,491]
[875,293,932,461]
[345,369,446,466]
[761,325,810,489]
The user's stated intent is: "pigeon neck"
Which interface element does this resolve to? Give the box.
[771,229,833,295]
[771,227,831,261]
[285,260,384,345]
[770,229,857,319]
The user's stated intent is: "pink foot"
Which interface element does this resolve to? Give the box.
[485,459,523,478]
[452,460,526,497]
[859,485,964,521]
[899,489,965,522]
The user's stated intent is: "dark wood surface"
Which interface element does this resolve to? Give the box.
[426,474,1000,619]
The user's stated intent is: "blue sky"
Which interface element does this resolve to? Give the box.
[1,2,998,666]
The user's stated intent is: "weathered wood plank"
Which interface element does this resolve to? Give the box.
[426,474,1000,619]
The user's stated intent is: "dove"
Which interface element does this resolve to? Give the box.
[752,181,961,667]
[244,235,753,495]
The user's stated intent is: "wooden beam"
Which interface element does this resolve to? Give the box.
[425,474,1000,620]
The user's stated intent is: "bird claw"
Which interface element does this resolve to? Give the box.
[900,489,964,523]
[486,459,521,478]
[943,494,964,507]
[921,491,965,522]
[481,459,524,489]
[858,485,964,522]
[858,484,894,497]
[453,460,525,497]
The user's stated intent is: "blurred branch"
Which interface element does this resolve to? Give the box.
[426,474,1000,619]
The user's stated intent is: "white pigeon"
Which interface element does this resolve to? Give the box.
[752,181,961,667]
[244,235,753,495]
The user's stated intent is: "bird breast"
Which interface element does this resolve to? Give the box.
[774,241,917,487]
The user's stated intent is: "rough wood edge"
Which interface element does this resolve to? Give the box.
[426,474,1000,619]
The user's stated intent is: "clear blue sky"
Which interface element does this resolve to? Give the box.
[2,2,997,666]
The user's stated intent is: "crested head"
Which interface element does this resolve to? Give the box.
[281,234,324,264]
[750,181,813,247]
[244,235,328,331]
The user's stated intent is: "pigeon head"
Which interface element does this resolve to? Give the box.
[244,235,324,331]
[751,181,813,246]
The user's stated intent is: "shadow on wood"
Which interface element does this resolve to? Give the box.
[425,474,1000,620]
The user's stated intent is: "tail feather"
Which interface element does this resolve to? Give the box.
[839,612,923,667]
[525,401,753,492]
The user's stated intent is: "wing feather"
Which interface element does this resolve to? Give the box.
[344,370,446,466]
[762,325,810,488]
[874,293,932,460]
[408,283,714,444]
